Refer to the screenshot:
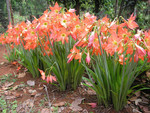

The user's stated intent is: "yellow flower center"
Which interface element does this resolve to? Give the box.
[55,10,59,13]
[113,40,117,45]
[75,25,80,29]
[61,33,66,37]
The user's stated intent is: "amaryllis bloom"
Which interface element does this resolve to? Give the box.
[86,52,91,65]
[67,46,80,63]
[134,44,146,62]
[68,8,76,13]
[46,75,57,83]
[135,44,146,56]
[87,103,97,108]
[125,14,138,29]
[119,54,128,65]
[38,69,46,80]
[49,2,62,13]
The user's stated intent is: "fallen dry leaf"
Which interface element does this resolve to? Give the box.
[142,106,150,113]
[28,89,37,94]
[4,91,11,95]
[38,86,44,90]
[146,71,150,80]
[12,92,23,98]
[23,89,27,93]
[135,99,142,105]
[53,101,66,107]
[135,91,141,97]
[31,91,37,97]
[82,109,88,113]
[18,72,26,78]
[130,96,137,102]
[132,108,142,113]
[5,82,14,87]
[70,97,84,112]
[41,108,50,113]
[58,107,65,113]
[12,85,20,90]
[2,82,14,90]
[5,95,16,100]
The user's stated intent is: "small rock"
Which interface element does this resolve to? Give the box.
[27,80,35,87]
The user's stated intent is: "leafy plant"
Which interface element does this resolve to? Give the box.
[39,37,85,91]
[4,44,19,62]
[0,96,17,113]
[16,44,43,78]
[0,74,16,84]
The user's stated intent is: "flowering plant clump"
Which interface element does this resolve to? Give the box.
[68,14,150,110]
[0,2,150,111]
[0,2,96,90]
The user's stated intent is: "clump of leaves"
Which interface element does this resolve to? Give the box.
[0,96,17,113]
[0,74,16,85]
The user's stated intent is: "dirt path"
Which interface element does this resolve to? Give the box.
[0,45,7,63]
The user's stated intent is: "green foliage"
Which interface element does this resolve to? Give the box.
[136,1,150,30]
[0,74,16,85]
[0,96,17,113]
[16,44,43,78]
[83,35,147,111]
[39,37,85,91]
[4,44,19,62]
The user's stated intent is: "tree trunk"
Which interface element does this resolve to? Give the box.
[46,0,50,9]
[6,0,11,23]
[95,0,100,15]
[9,0,14,26]
[75,0,80,15]
[114,0,118,17]
[118,0,125,17]
[63,0,67,10]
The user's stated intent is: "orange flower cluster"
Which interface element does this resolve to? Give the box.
[72,14,150,64]
[0,2,150,65]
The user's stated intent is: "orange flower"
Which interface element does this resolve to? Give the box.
[86,51,91,65]
[46,75,57,83]
[38,69,46,80]
[49,2,62,13]
[67,46,80,63]
[125,14,138,29]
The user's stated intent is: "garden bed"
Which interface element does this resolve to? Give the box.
[0,45,149,113]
